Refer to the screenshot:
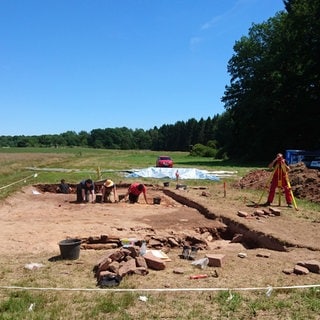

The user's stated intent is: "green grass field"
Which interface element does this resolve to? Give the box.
[0,147,259,200]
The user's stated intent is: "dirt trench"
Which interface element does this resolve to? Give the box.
[163,189,293,252]
[34,183,298,253]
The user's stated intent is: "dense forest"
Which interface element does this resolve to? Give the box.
[0,116,222,154]
[222,0,320,160]
[1,0,319,161]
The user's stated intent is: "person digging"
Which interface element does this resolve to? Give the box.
[122,183,148,204]
[100,179,118,203]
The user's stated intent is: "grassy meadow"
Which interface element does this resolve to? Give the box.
[0,147,257,200]
[0,147,319,319]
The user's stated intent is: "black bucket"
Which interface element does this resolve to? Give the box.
[95,195,102,202]
[163,182,170,187]
[118,194,125,201]
[59,238,82,260]
[153,197,161,205]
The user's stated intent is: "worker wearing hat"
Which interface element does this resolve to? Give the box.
[101,179,118,203]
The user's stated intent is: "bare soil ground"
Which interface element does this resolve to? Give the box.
[1,162,320,290]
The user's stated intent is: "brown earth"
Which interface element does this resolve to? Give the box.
[237,162,320,204]
[1,162,320,290]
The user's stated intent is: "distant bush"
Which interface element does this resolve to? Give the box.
[190,143,217,158]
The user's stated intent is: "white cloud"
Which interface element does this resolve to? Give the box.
[201,0,255,31]
[201,14,224,30]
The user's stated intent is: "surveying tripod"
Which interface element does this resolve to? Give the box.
[258,159,298,210]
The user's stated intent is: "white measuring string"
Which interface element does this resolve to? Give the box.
[1,284,320,293]
[0,173,38,191]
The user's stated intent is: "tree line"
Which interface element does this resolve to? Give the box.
[1,0,319,161]
[0,116,223,155]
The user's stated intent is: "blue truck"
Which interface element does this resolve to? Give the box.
[285,150,320,169]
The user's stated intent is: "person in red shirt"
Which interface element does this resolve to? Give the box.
[124,183,148,204]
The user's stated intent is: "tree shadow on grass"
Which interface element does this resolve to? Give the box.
[175,159,265,168]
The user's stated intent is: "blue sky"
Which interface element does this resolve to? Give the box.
[0,0,285,136]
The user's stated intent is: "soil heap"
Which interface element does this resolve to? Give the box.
[236,162,320,204]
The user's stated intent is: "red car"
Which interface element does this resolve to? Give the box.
[156,156,173,168]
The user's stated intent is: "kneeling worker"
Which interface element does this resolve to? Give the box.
[101,179,118,203]
[123,183,148,204]
[76,179,95,203]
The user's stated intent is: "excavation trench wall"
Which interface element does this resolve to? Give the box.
[163,189,292,252]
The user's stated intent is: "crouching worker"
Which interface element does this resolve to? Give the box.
[101,179,118,203]
[56,179,72,194]
[76,179,95,203]
[123,183,148,204]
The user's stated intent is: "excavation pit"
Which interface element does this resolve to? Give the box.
[2,166,320,291]
[32,183,295,252]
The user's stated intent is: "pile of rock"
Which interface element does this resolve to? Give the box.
[237,207,281,219]
[93,245,168,287]
[79,231,218,252]
[283,260,320,275]
[81,235,119,250]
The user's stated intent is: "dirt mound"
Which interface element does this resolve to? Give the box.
[236,162,320,204]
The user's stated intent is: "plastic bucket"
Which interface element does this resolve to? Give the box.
[153,197,161,205]
[59,238,82,260]
[163,182,170,187]
[120,238,137,247]
[176,184,187,190]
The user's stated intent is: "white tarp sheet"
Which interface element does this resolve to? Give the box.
[125,167,220,181]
